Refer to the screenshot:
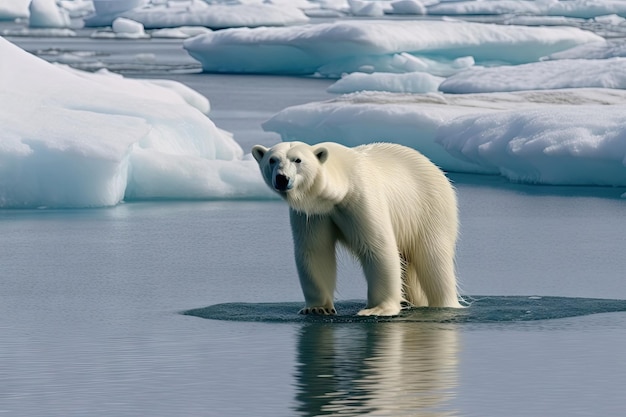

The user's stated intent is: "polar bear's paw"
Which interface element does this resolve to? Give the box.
[299,306,337,316]
[357,304,401,317]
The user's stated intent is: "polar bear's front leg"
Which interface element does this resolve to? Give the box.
[358,250,403,317]
[290,210,337,315]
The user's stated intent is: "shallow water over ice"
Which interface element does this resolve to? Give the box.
[184,296,626,323]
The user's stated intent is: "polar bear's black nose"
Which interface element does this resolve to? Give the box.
[274,174,291,191]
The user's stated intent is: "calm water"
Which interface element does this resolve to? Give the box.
[1,189,625,417]
[3,33,626,417]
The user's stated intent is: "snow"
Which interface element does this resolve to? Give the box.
[0,37,269,208]
[263,89,626,187]
[184,20,602,77]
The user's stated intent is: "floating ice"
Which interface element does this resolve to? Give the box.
[0,37,270,208]
[92,0,144,16]
[85,2,308,29]
[440,57,626,93]
[547,39,626,60]
[150,26,211,39]
[389,0,427,15]
[0,0,30,20]
[263,89,626,187]
[183,20,603,77]
[436,106,626,186]
[328,72,444,94]
[92,17,149,39]
[427,0,626,18]
[0,27,76,37]
[29,0,71,28]
[348,0,385,17]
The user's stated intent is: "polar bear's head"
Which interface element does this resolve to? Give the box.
[251,142,328,196]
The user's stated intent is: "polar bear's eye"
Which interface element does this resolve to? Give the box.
[269,157,278,165]
[294,158,302,164]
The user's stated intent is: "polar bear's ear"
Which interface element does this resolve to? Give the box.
[314,147,328,164]
[251,145,268,163]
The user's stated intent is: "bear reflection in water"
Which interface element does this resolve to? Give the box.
[294,322,460,416]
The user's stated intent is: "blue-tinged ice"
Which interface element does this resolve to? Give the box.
[440,57,626,93]
[183,20,603,77]
[0,37,270,208]
[263,89,626,187]
[85,2,308,29]
[427,0,626,18]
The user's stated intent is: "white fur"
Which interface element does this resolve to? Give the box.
[252,141,461,316]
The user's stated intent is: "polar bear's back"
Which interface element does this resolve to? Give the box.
[351,142,458,247]
[352,142,453,197]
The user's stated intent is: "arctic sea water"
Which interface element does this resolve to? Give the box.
[2,35,626,417]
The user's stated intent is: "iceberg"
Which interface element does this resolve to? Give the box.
[263,89,626,187]
[0,37,270,208]
[183,20,603,77]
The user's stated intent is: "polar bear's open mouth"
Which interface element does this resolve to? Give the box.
[274,174,292,191]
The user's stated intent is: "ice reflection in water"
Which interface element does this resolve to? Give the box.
[294,323,459,417]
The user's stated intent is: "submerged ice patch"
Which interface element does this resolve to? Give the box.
[183,296,626,323]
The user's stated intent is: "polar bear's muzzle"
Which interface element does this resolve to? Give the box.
[273,173,293,192]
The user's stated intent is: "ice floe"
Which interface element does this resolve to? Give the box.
[0,37,269,208]
[184,20,603,77]
[263,89,626,187]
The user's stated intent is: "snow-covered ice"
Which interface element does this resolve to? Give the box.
[150,26,212,39]
[263,89,626,187]
[0,37,269,208]
[85,2,308,29]
[328,72,444,94]
[3,0,626,205]
[0,0,30,20]
[547,39,626,60]
[440,57,626,93]
[427,0,626,18]
[91,17,149,39]
[184,20,602,77]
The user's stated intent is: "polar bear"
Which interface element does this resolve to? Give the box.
[252,141,461,316]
